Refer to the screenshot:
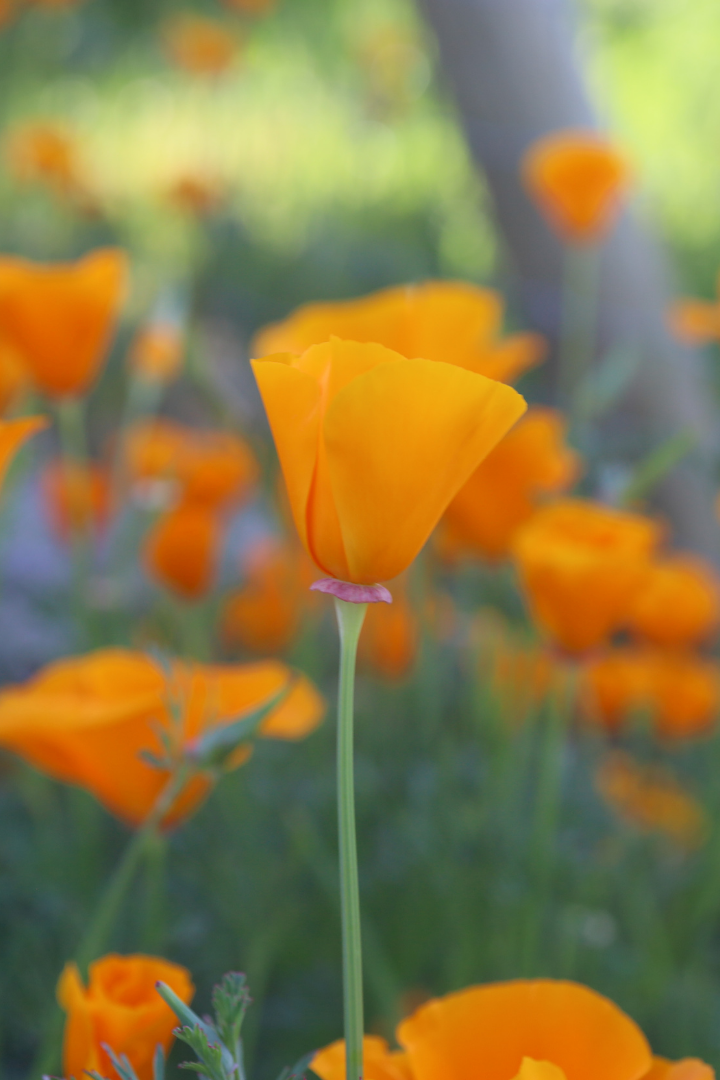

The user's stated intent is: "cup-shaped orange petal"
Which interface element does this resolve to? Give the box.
[144,502,221,600]
[439,407,580,561]
[0,248,128,398]
[0,648,325,827]
[252,338,526,584]
[513,500,660,655]
[397,979,651,1080]
[58,954,194,1080]
[626,556,720,648]
[522,130,631,244]
[254,281,544,385]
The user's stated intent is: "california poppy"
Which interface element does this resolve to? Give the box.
[313,979,653,1080]
[0,249,128,398]
[164,15,239,77]
[128,322,184,385]
[582,647,720,739]
[144,501,221,600]
[668,272,720,345]
[522,130,631,244]
[252,338,526,584]
[221,0,276,14]
[254,281,545,385]
[626,555,720,648]
[5,122,84,198]
[643,1059,715,1080]
[165,174,225,217]
[513,500,660,655]
[42,459,112,542]
[58,954,194,1080]
[596,751,706,850]
[437,408,580,562]
[0,648,325,827]
[122,419,190,486]
[358,578,419,680]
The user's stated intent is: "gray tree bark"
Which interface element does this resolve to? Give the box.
[418,0,720,561]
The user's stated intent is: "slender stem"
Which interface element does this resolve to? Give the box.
[334,598,368,1080]
[558,245,600,444]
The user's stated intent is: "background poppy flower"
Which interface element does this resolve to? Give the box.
[437,408,580,562]
[58,953,193,1080]
[358,578,419,680]
[0,648,326,827]
[42,459,112,542]
[163,15,239,77]
[625,556,720,649]
[144,501,222,600]
[252,338,526,584]
[0,248,128,399]
[5,121,85,199]
[128,322,184,385]
[254,281,545,385]
[522,130,631,244]
[513,500,660,655]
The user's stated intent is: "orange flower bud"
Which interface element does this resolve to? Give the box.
[522,130,631,244]
[314,980,653,1080]
[58,954,194,1080]
[252,338,526,584]
[596,751,706,850]
[626,556,720,648]
[358,579,419,680]
[0,648,325,827]
[513,500,660,655]
[144,502,221,600]
[164,15,239,76]
[0,249,128,398]
[582,647,720,739]
[42,459,112,542]
[128,322,184,385]
[253,281,545,385]
[438,408,580,562]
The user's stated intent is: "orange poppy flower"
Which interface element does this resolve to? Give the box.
[222,0,276,13]
[175,430,258,509]
[596,751,706,850]
[582,647,720,739]
[0,648,325,827]
[164,15,239,77]
[252,338,526,584]
[313,979,653,1080]
[253,281,545,386]
[144,501,221,600]
[122,419,190,486]
[5,121,84,198]
[513,500,660,655]
[437,408,580,562]
[358,578,419,680]
[42,459,112,542]
[522,130,631,244]
[668,271,720,345]
[128,322,184,385]
[58,954,194,1080]
[0,249,128,399]
[0,415,48,487]
[0,0,16,29]
[626,556,720,648]
[222,538,315,654]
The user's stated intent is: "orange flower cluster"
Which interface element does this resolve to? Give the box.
[128,421,258,599]
[522,130,631,244]
[313,979,710,1080]
[254,280,545,386]
[59,954,194,1080]
[0,648,325,827]
[163,15,240,77]
[252,337,526,584]
[596,751,706,850]
[0,249,128,399]
[437,407,580,562]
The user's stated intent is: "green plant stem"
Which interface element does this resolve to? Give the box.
[558,245,600,444]
[334,598,368,1080]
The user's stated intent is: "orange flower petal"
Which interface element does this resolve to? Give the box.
[144,503,221,600]
[313,1036,413,1080]
[0,415,47,488]
[513,1061,568,1080]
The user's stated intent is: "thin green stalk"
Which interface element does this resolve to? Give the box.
[334,598,368,1080]
[558,245,600,444]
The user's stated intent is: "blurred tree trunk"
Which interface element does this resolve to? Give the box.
[418,0,720,561]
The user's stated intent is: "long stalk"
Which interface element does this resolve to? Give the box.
[334,598,368,1080]
[558,245,600,445]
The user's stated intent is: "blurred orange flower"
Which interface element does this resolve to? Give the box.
[488,638,560,724]
[0,648,326,827]
[128,322,184,385]
[0,0,16,29]
[222,538,316,654]
[5,121,86,200]
[122,419,189,486]
[513,500,660,655]
[437,408,580,562]
[254,281,545,385]
[0,248,128,399]
[166,173,225,216]
[221,0,276,14]
[668,272,720,345]
[42,459,112,542]
[164,15,239,76]
[358,578,419,680]
[175,430,258,508]
[313,979,653,1080]
[522,130,631,244]
[144,501,222,600]
[59,954,194,1080]
[252,338,526,584]
[626,555,720,649]
[582,647,720,739]
[596,751,706,850]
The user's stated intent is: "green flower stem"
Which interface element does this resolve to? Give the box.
[334,597,368,1080]
[558,244,600,443]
